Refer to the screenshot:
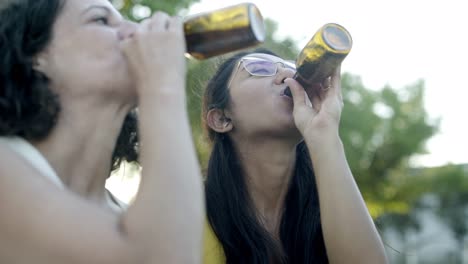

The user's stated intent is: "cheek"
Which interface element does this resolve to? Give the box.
[230,98,273,132]
[232,79,268,103]
[55,46,126,87]
[231,81,274,113]
[59,30,122,69]
[81,43,122,72]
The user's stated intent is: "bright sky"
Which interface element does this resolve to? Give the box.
[187,0,468,168]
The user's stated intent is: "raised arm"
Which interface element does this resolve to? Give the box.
[286,68,388,264]
[121,12,204,264]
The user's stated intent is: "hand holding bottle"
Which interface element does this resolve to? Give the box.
[285,66,344,141]
[121,12,187,102]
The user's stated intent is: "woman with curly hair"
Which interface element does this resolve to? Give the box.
[0,0,203,263]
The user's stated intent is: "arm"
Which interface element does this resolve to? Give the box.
[286,68,388,264]
[306,135,387,264]
[120,12,204,263]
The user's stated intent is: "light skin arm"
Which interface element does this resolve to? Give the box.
[286,68,388,264]
[0,12,203,264]
[120,12,204,264]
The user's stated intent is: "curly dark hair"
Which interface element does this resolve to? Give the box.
[0,0,139,170]
[0,0,63,140]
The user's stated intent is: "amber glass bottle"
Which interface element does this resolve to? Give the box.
[293,23,352,88]
[184,3,266,60]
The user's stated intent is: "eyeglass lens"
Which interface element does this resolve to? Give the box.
[243,58,296,77]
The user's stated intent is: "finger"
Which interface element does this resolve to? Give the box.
[331,65,341,86]
[311,95,322,112]
[167,17,185,42]
[328,65,342,100]
[285,78,306,107]
[310,77,328,103]
[305,92,313,108]
[138,18,152,32]
[167,16,184,36]
[150,11,171,31]
[304,83,322,112]
[321,76,332,90]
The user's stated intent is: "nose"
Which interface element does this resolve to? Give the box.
[118,20,138,41]
[274,65,296,84]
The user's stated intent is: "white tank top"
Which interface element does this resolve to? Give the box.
[0,136,64,188]
[0,136,126,210]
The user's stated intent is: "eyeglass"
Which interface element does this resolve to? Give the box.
[227,56,296,88]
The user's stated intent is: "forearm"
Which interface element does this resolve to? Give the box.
[121,93,204,263]
[305,135,387,264]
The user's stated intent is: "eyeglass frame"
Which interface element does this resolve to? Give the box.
[227,56,297,89]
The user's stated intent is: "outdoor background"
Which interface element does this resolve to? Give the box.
[107,1,468,263]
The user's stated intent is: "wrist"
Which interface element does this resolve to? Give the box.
[304,131,343,155]
[138,82,187,106]
[303,124,340,143]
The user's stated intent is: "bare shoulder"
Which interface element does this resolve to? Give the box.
[0,142,49,191]
[0,144,133,264]
[0,142,61,202]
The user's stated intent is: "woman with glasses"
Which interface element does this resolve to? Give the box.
[0,0,203,263]
[202,49,387,264]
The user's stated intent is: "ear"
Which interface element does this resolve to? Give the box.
[206,108,233,133]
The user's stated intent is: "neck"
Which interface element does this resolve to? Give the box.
[34,98,131,208]
[233,135,298,235]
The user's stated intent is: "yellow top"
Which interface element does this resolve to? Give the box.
[203,218,226,264]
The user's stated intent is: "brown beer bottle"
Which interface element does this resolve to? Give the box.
[184,3,266,60]
[285,23,352,96]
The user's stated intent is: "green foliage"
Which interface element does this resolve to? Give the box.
[337,75,439,217]
[114,0,199,20]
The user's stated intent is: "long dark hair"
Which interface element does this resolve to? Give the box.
[0,0,138,171]
[202,49,329,263]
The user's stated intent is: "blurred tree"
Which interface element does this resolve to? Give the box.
[340,76,438,217]
[114,0,199,19]
[338,77,441,260]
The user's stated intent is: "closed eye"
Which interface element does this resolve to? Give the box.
[93,16,109,25]
[244,60,276,76]
[250,67,273,75]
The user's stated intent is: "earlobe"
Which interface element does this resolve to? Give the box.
[206,108,233,133]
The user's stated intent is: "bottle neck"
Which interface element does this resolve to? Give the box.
[293,72,315,88]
